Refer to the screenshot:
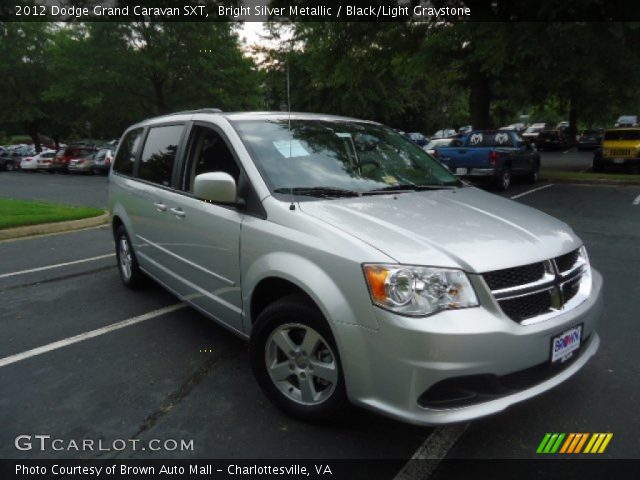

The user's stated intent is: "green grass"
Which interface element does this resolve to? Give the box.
[0,197,103,230]
[541,169,640,184]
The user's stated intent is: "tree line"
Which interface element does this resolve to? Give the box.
[1,0,640,151]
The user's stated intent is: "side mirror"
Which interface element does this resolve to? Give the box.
[194,172,236,203]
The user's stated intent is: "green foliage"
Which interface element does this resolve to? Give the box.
[0,19,262,145]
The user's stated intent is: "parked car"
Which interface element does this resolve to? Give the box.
[68,152,97,174]
[435,130,540,190]
[521,123,547,145]
[593,128,640,173]
[432,128,457,139]
[21,150,55,171]
[52,146,97,173]
[577,129,604,150]
[407,132,428,147]
[423,137,455,155]
[457,125,473,135]
[614,115,639,127]
[32,150,58,172]
[93,147,116,174]
[500,123,527,133]
[537,129,570,151]
[109,110,602,425]
[0,147,25,171]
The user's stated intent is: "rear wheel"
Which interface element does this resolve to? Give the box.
[5,161,15,172]
[495,166,512,191]
[115,225,144,289]
[250,295,347,421]
[526,162,540,185]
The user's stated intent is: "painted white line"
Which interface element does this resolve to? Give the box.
[0,253,115,279]
[563,149,572,154]
[0,303,186,368]
[633,194,640,206]
[510,183,553,200]
[394,424,469,480]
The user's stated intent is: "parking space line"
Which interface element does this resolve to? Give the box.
[0,253,115,279]
[0,303,186,368]
[633,194,640,205]
[394,424,469,480]
[510,184,553,200]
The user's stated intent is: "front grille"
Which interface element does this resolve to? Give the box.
[498,290,552,322]
[605,147,633,157]
[483,249,586,324]
[555,249,580,273]
[562,277,581,303]
[483,262,545,291]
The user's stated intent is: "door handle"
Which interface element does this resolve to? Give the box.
[153,202,167,212]
[170,207,186,218]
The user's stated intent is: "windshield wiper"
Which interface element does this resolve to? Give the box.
[273,187,361,198]
[363,184,457,195]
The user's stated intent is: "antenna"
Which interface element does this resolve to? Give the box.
[287,36,295,211]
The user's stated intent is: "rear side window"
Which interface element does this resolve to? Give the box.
[113,128,143,176]
[138,125,184,187]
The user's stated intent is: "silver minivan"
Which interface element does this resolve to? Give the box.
[108,110,603,425]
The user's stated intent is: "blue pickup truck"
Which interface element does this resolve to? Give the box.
[434,131,540,191]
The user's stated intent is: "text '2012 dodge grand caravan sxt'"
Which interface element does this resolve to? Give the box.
[108,110,603,425]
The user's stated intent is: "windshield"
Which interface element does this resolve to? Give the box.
[232,119,460,195]
[604,130,640,141]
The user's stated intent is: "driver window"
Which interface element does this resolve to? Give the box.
[183,125,240,192]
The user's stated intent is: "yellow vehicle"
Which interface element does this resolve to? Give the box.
[594,128,640,173]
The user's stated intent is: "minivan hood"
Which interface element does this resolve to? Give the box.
[299,187,580,273]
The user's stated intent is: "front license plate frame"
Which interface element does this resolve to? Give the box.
[550,324,583,364]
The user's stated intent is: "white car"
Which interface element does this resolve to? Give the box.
[423,138,455,155]
[21,150,55,171]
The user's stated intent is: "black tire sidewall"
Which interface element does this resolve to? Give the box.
[115,225,144,289]
[497,167,511,191]
[250,296,347,421]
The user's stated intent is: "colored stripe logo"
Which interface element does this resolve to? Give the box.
[537,433,613,454]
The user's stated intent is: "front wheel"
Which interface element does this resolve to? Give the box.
[5,162,15,172]
[250,295,347,421]
[115,225,144,289]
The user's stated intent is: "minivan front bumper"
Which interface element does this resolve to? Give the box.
[336,269,603,425]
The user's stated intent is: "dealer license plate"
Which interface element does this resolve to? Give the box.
[455,168,468,175]
[613,158,624,164]
[551,324,582,363]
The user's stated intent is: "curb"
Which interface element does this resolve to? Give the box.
[540,177,640,186]
[0,211,110,241]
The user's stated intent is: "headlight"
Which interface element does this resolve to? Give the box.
[363,264,479,316]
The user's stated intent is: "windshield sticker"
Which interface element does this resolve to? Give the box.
[336,132,352,138]
[469,133,483,145]
[273,140,310,158]
[381,175,398,185]
[495,133,510,145]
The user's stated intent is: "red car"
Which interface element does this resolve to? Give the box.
[52,146,97,173]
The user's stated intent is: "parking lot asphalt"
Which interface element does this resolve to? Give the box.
[1,172,639,470]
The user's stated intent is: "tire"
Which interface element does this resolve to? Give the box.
[115,225,145,289]
[250,294,347,421]
[5,161,15,172]
[495,166,512,191]
[592,160,604,173]
[526,163,540,185]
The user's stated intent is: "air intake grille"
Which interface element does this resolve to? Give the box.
[483,262,545,291]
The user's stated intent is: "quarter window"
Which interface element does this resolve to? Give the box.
[113,128,143,176]
[138,125,184,187]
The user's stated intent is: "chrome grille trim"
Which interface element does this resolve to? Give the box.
[483,248,591,324]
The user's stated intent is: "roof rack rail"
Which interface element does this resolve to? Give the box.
[166,108,223,116]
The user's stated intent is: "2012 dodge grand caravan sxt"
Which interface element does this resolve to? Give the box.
[108,109,603,425]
